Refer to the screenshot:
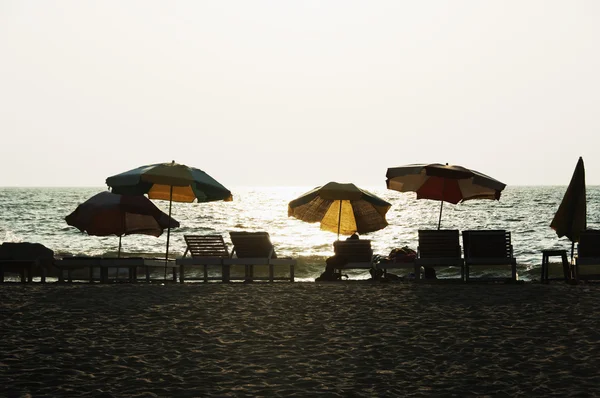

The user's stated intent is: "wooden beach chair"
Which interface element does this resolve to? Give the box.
[0,242,54,283]
[574,229,600,282]
[332,240,375,273]
[225,231,296,282]
[54,256,103,283]
[414,230,464,281]
[104,257,177,283]
[462,230,517,282]
[55,256,177,283]
[176,235,230,282]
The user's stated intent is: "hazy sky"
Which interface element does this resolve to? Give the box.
[1,1,598,188]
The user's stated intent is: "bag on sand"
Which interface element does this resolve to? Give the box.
[388,246,416,263]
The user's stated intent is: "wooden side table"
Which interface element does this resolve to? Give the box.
[541,249,570,283]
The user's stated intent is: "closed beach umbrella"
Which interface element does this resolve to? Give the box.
[65,191,180,257]
[386,163,506,229]
[106,161,232,275]
[550,156,586,262]
[288,182,391,240]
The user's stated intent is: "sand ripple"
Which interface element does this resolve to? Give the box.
[1,283,599,396]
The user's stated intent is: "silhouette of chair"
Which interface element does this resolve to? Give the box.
[225,231,295,282]
[56,256,175,283]
[462,230,517,282]
[176,235,230,282]
[332,239,375,272]
[0,242,54,283]
[574,229,600,282]
[414,230,463,281]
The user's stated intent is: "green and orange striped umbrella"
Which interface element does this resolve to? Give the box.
[106,161,232,273]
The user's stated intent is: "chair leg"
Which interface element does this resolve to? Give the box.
[512,263,517,281]
[414,263,421,281]
[560,253,570,282]
[222,264,230,283]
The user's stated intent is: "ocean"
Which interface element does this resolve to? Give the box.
[1,186,598,282]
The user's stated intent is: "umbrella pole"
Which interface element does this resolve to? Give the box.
[337,200,342,241]
[118,236,122,258]
[438,178,445,230]
[164,185,173,280]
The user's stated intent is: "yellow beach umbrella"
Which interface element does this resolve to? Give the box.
[288,182,391,240]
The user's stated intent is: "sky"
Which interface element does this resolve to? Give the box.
[0,1,599,188]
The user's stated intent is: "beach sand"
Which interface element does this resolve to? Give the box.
[1,282,599,397]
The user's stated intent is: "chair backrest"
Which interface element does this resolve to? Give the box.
[333,240,373,262]
[183,235,229,258]
[462,230,512,259]
[417,230,461,258]
[577,229,600,258]
[229,231,276,259]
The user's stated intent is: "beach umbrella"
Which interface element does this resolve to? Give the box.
[106,161,232,276]
[288,182,391,240]
[550,156,586,263]
[65,191,180,257]
[386,163,506,229]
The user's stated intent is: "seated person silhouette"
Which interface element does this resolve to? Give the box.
[316,233,359,281]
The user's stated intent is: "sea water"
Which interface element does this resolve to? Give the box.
[0,186,598,281]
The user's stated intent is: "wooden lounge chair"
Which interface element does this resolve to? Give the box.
[225,231,296,282]
[176,235,230,282]
[55,256,176,283]
[332,240,375,273]
[574,229,600,282]
[0,242,54,283]
[462,230,517,282]
[414,230,463,281]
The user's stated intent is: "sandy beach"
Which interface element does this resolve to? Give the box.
[1,282,599,397]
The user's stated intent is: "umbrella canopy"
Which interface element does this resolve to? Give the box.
[106,161,232,276]
[550,157,586,260]
[105,161,233,203]
[288,182,391,239]
[386,163,506,229]
[65,191,180,256]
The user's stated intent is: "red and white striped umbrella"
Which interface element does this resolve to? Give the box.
[386,163,506,229]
